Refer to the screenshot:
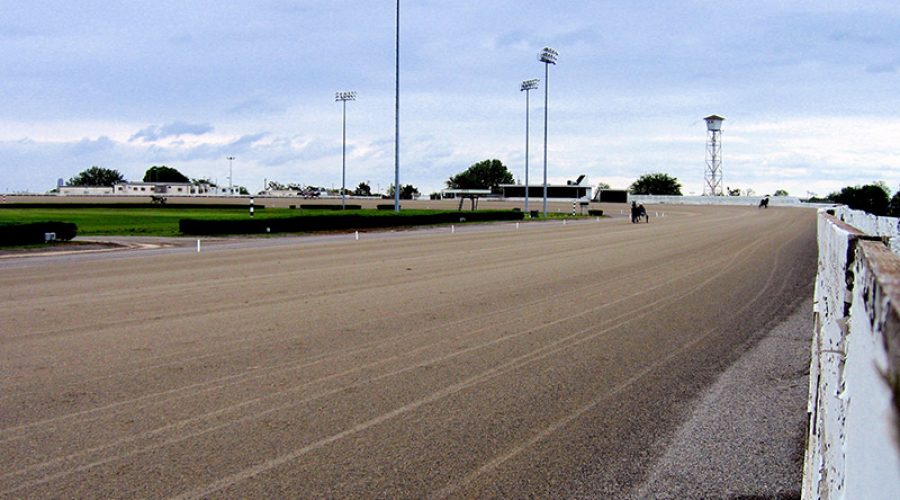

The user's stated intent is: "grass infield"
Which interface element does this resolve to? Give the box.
[0,207,542,237]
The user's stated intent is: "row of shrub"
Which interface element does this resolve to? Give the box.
[299,204,362,210]
[179,210,524,235]
[0,222,77,246]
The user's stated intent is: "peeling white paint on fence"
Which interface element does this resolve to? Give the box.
[803,210,900,499]
[833,205,900,255]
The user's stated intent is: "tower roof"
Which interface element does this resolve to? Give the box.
[704,114,726,122]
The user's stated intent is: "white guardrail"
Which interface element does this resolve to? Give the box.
[628,194,803,206]
[804,207,900,499]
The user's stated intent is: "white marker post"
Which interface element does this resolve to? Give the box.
[249,196,255,218]
[355,231,359,240]
[197,239,201,253]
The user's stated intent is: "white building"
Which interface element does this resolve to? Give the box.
[58,182,213,196]
[58,186,115,196]
[114,182,202,196]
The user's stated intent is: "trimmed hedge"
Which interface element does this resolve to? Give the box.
[376,204,399,210]
[179,210,524,235]
[588,209,604,216]
[299,204,362,211]
[0,221,78,246]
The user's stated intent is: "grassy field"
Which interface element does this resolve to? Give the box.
[0,207,557,237]
[0,207,312,237]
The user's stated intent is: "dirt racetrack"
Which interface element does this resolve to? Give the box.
[0,204,818,498]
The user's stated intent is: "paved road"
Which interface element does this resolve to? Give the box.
[0,205,817,498]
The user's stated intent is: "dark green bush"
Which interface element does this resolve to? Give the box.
[0,221,78,246]
[179,211,524,235]
[376,204,398,210]
[588,209,604,216]
[299,204,362,211]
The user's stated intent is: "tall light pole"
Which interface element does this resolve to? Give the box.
[520,79,539,216]
[538,47,558,218]
[336,91,357,210]
[393,0,401,212]
[226,156,235,196]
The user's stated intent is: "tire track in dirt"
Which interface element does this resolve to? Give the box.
[2,221,771,492]
[0,206,812,498]
[1,233,759,485]
[170,226,776,500]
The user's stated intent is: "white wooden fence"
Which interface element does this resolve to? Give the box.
[804,208,900,498]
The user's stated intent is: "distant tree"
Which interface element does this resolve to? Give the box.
[66,166,126,187]
[447,159,513,193]
[191,177,217,188]
[726,186,741,196]
[190,177,217,194]
[830,184,891,216]
[353,182,372,197]
[402,185,419,199]
[773,189,789,197]
[890,189,900,216]
[629,173,682,195]
[386,184,420,200]
[596,182,611,190]
[873,180,892,197]
[744,188,756,197]
[144,165,189,183]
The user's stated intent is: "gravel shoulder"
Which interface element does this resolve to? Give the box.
[631,300,812,499]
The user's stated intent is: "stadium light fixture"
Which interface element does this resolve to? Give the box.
[393,0,401,212]
[520,79,539,215]
[538,47,558,217]
[226,156,235,196]
[335,91,357,210]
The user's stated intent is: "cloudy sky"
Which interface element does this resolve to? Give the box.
[1,0,899,197]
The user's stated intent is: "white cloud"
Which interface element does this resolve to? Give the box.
[3,2,900,198]
[129,122,214,142]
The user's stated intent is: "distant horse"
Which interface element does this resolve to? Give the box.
[638,204,649,223]
[632,204,649,223]
[759,197,769,208]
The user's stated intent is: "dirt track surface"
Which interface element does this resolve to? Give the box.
[0,205,817,498]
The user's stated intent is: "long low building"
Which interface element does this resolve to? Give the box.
[113,182,200,195]
[499,184,591,199]
[57,186,115,196]
[499,174,592,199]
[58,182,223,196]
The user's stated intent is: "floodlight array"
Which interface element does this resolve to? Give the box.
[520,79,539,91]
[538,47,558,64]
[335,91,358,102]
